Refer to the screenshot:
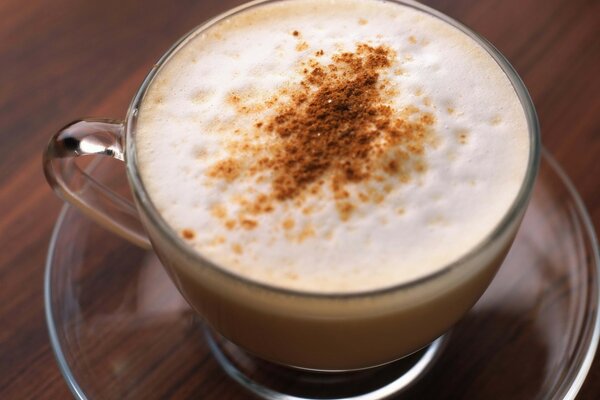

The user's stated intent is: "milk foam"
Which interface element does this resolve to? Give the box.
[136,0,530,293]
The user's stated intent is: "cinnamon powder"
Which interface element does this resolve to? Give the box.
[208,42,435,227]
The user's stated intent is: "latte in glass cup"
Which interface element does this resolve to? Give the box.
[133,0,533,370]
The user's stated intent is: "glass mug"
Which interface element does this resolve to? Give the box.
[43,0,540,398]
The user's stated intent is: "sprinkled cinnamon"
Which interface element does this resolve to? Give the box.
[264,44,433,204]
[207,158,241,182]
[241,219,258,230]
[181,229,195,240]
[206,42,436,227]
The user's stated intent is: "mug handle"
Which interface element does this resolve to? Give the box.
[43,119,152,250]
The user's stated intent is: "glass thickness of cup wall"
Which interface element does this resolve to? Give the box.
[103,0,538,371]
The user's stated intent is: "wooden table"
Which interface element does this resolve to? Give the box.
[1,0,598,398]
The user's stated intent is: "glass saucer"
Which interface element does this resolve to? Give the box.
[45,151,599,400]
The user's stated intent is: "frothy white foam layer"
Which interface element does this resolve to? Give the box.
[136,0,529,293]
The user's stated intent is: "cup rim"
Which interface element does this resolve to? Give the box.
[124,0,541,299]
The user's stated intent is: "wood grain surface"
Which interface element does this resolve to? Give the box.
[0,0,598,399]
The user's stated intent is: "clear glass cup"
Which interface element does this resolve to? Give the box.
[43,0,541,398]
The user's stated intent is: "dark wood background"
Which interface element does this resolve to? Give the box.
[0,0,598,398]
